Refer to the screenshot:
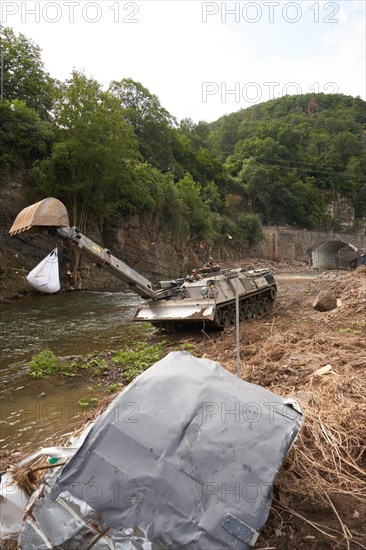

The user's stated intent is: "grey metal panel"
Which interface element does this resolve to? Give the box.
[240,277,256,292]
[222,514,259,546]
[21,352,303,549]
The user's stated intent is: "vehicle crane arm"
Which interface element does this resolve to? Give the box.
[9,197,157,300]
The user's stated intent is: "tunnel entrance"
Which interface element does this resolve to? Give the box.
[310,240,359,270]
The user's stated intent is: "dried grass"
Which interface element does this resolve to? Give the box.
[274,370,366,505]
[8,454,49,497]
[195,270,366,546]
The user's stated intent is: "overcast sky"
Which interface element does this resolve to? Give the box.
[2,0,365,122]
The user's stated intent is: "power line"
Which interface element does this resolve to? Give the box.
[253,157,353,179]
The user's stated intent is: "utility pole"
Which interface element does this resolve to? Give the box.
[235,278,241,378]
[0,52,4,100]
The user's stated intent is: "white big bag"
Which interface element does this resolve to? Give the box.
[26,248,61,294]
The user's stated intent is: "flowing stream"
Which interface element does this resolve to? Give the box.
[0,273,321,452]
[0,290,141,450]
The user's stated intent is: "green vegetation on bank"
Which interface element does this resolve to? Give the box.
[29,348,78,378]
[26,323,190,408]
[113,341,166,383]
[1,26,365,247]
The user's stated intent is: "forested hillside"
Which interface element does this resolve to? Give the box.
[208,94,366,229]
[1,26,365,248]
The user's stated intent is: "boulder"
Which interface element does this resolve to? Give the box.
[313,290,337,311]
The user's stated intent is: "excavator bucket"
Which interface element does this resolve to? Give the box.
[9,198,69,235]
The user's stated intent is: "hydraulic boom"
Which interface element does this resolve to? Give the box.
[9,197,157,299]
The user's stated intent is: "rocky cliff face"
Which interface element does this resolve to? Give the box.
[0,180,205,297]
[326,195,355,230]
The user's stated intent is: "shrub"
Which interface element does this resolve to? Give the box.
[29,348,58,378]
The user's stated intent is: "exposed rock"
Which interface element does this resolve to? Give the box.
[313,290,337,311]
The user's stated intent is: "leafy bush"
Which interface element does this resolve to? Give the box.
[236,213,264,246]
[29,348,77,378]
[29,348,58,378]
[113,342,165,383]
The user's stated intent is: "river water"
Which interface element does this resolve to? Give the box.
[0,291,141,450]
[1,273,320,452]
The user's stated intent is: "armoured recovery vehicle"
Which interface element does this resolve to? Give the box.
[9,197,277,330]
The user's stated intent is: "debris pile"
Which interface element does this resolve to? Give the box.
[1,353,303,549]
[319,269,366,319]
[188,269,365,547]
[1,268,364,549]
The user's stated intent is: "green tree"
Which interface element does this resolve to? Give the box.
[0,99,52,180]
[109,78,176,170]
[33,71,140,233]
[174,121,229,196]
[236,213,264,246]
[159,179,184,235]
[347,156,366,218]
[286,177,325,229]
[176,174,214,241]
[0,26,54,117]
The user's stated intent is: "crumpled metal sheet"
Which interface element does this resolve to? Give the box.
[19,351,303,549]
